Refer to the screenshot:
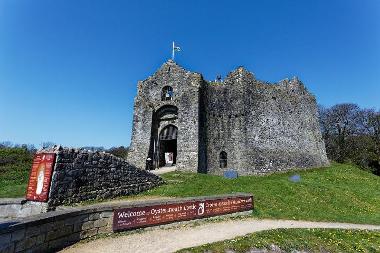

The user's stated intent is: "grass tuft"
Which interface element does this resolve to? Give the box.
[176,228,380,253]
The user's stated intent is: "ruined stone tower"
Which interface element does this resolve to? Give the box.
[127,60,329,175]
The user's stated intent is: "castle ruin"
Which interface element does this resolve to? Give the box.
[127,60,329,175]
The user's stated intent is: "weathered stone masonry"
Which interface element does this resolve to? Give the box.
[45,147,163,207]
[127,61,205,172]
[128,60,329,175]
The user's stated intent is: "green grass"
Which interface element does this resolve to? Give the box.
[1,149,379,226]
[177,228,380,253]
[138,163,380,224]
[0,148,32,198]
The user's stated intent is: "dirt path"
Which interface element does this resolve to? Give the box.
[61,218,380,253]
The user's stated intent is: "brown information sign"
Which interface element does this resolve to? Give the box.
[26,153,56,202]
[113,195,253,231]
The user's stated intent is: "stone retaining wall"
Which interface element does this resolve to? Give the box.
[0,194,253,253]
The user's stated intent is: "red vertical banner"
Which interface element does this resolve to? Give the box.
[26,153,56,202]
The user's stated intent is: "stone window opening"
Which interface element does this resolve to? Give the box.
[219,151,227,169]
[161,86,174,101]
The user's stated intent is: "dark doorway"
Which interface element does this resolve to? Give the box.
[158,125,178,167]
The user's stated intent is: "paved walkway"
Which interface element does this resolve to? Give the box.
[61,218,380,253]
[150,166,176,175]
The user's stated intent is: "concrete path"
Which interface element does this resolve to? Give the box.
[151,166,176,175]
[61,218,380,253]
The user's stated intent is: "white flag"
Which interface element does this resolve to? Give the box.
[172,42,181,60]
[174,45,181,52]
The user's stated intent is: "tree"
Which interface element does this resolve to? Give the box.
[107,146,129,159]
[326,104,362,162]
[319,104,379,175]
[0,141,13,148]
[40,142,56,149]
[368,111,380,155]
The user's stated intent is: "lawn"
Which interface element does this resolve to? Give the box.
[177,228,380,253]
[139,163,380,224]
[0,148,31,198]
[1,151,379,226]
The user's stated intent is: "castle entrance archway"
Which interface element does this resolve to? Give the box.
[147,105,178,170]
[158,125,177,167]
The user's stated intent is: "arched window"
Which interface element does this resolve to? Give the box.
[161,86,174,101]
[219,151,227,168]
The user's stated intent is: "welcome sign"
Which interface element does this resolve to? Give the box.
[113,194,253,231]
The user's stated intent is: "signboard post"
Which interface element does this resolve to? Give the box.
[26,153,56,202]
[113,194,253,231]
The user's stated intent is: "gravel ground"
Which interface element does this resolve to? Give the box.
[60,218,380,253]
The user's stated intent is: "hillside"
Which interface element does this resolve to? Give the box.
[0,149,379,225]
[139,164,380,224]
[0,148,33,198]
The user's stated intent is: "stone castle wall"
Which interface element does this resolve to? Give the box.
[128,60,329,175]
[205,68,329,175]
[46,147,163,207]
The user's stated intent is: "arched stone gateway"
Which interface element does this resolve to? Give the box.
[144,105,180,169]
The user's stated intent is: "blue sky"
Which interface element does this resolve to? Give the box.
[1,0,379,148]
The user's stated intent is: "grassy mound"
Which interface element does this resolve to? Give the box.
[0,148,33,198]
[177,228,380,253]
[141,163,380,224]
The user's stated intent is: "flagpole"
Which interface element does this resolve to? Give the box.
[172,41,175,60]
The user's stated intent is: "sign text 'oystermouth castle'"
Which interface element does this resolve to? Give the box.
[128,60,329,175]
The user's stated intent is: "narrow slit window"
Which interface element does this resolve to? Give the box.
[219,151,227,168]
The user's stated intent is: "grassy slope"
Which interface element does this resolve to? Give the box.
[177,228,380,253]
[1,150,379,226]
[140,163,380,224]
[0,148,32,198]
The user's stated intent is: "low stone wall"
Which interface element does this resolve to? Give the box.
[0,194,253,253]
[44,147,163,207]
[0,199,47,219]
[0,205,114,253]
